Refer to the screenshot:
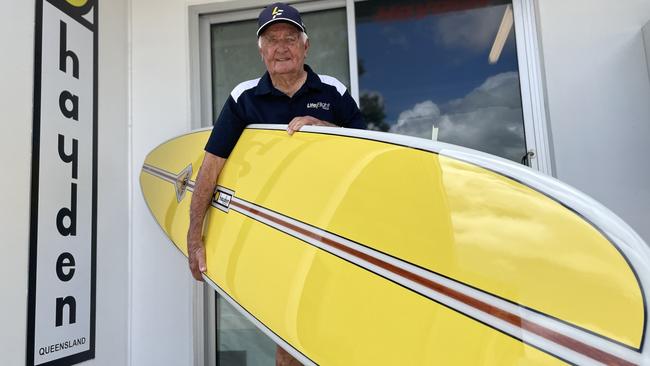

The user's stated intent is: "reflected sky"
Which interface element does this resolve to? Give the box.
[356,0,526,162]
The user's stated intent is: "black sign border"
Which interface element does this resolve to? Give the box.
[47,0,96,31]
[26,0,97,365]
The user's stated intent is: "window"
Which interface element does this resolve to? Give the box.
[356,0,528,163]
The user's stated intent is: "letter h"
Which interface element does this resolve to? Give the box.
[59,21,79,79]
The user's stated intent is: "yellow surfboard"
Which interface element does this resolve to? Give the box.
[140,125,650,366]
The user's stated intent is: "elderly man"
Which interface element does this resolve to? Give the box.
[187,4,364,362]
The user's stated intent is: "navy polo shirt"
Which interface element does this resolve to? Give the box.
[205,65,365,158]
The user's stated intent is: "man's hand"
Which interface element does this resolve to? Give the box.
[287,116,336,135]
[188,237,207,281]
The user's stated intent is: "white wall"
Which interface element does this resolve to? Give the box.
[129,0,197,364]
[537,0,650,243]
[96,0,130,365]
[0,2,36,364]
[0,0,130,364]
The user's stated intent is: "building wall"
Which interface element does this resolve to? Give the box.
[537,0,650,243]
[129,0,200,364]
[0,2,36,365]
[96,0,130,364]
[0,0,130,365]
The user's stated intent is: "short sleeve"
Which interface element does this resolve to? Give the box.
[338,91,366,130]
[204,96,247,159]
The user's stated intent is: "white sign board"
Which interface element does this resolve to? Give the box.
[28,1,97,365]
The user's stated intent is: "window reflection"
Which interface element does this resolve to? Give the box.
[356,0,527,163]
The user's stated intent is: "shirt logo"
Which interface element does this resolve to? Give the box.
[307,102,330,111]
[272,7,284,19]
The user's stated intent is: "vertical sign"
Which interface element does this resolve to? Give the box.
[28,0,97,365]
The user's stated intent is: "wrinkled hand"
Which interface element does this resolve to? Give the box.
[187,237,207,281]
[287,116,336,135]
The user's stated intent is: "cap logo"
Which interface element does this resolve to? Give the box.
[272,6,284,19]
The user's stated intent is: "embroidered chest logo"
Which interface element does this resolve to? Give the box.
[307,102,330,111]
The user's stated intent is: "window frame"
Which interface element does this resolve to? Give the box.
[512,0,553,174]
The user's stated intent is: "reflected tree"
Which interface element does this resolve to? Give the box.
[358,58,389,132]
[360,92,389,132]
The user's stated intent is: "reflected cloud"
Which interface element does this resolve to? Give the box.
[390,72,525,162]
[392,100,440,138]
[447,71,522,111]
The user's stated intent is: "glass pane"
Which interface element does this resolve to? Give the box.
[211,20,266,122]
[356,0,528,163]
[216,294,276,366]
[210,8,349,125]
[300,8,350,88]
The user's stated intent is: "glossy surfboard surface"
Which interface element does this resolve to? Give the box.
[140,125,650,365]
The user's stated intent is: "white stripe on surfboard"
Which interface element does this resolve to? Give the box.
[225,193,642,366]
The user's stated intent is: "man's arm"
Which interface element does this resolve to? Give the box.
[187,151,226,281]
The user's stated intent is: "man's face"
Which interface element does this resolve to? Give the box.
[259,22,309,76]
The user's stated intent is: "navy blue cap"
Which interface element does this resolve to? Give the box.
[257,3,306,37]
